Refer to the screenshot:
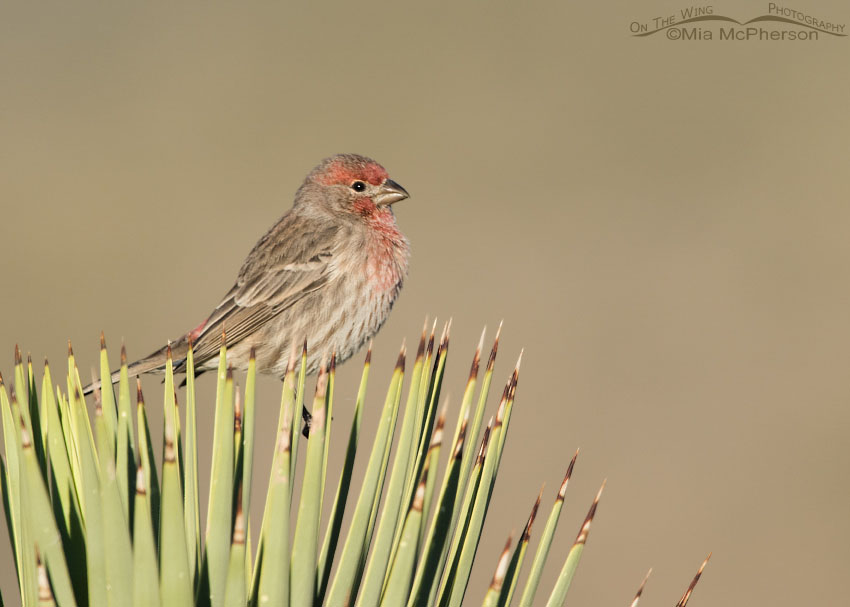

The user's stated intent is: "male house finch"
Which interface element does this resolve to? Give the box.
[85,153,410,393]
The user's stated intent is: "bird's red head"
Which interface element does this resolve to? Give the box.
[314,155,389,187]
[300,154,410,218]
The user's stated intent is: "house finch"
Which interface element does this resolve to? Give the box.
[85,153,410,393]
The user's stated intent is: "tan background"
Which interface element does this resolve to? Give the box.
[1,1,849,605]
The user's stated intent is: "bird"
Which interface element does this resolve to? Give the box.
[84,153,410,394]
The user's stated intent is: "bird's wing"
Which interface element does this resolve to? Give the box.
[187,217,343,366]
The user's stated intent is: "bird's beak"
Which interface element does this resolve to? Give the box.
[374,179,410,206]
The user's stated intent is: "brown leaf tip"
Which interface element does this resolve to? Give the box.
[468,331,483,382]
[330,351,337,374]
[558,449,580,501]
[630,569,652,607]
[314,360,329,401]
[226,365,234,381]
[136,378,144,406]
[489,533,514,591]
[522,486,544,542]
[249,345,256,362]
[477,422,493,466]
[100,331,106,350]
[166,342,173,360]
[430,408,446,450]
[676,554,711,607]
[452,415,468,460]
[395,344,407,373]
[575,479,606,545]
[435,321,448,359]
[14,344,22,365]
[426,324,436,360]
[120,342,127,365]
[68,340,74,357]
[365,340,373,365]
[486,320,503,372]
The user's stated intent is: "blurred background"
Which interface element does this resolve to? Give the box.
[1,1,848,605]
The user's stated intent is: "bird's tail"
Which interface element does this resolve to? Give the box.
[82,339,191,396]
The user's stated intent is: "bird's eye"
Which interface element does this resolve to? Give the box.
[351,181,367,192]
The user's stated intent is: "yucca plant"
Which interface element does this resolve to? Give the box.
[1,321,709,606]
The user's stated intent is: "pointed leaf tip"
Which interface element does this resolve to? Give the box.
[415,323,427,361]
[522,485,545,541]
[468,327,485,379]
[487,327,501,372]
[136,378,144,404]
[68,339,73,356]
[558,449,579,501]
[630,569,652,607]
[365,340,373,364]
[575,480,606,545]
[477,422,493,465]
[426,322,436,357]
[14,344,21,365]
[100,331,106,350]
[490,533,514,591]
[249,345,256,361]
[121,342,127,364]
[676,554,711,607]
[395,344,406,371]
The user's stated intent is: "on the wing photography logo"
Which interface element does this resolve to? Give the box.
[630,3,846,41]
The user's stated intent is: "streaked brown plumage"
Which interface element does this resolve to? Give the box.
[85,153,410,393]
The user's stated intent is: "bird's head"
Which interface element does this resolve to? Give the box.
[297,154,409,219]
